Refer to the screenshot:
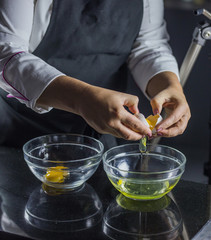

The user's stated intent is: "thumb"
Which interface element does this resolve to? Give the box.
[124,95,139,114]
[150,93,166,115]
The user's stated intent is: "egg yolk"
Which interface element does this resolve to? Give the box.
[42,183,70,196]
[146,114,160,130]
[45,166,69,183]
[118,179,123,185]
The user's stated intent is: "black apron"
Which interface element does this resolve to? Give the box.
[0,0,143,147]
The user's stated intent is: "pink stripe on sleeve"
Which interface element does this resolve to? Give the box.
[2,51,29,101]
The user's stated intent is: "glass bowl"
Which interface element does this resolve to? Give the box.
[103,143,186,200]
[23,134,104,189]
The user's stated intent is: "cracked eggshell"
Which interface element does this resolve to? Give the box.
[135,113,150,128]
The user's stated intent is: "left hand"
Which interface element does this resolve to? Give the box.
[146,72,191,137]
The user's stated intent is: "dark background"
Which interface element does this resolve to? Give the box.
[164,3,211,183]
[128,1,211,183]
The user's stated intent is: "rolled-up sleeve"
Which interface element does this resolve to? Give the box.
[128,0,180,99]
[0,0,64,113]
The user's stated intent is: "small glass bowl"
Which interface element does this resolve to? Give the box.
[23,134,104,189]
[103,143,186,200]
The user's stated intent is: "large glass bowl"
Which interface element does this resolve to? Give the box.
[23,134,104,189]
[103,143,186,200]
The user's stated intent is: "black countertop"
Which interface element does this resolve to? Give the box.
[0,146,210,240]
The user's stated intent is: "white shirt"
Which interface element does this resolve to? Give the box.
[0,0,179,113]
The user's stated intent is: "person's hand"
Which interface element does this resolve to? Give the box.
[146,72,191,137]
[77,85,152,140]
[36,75,152,140]
[150,86,191,137]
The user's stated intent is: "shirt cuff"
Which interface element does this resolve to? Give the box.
[1,51,65,113]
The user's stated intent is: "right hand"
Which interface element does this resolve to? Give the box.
[77,85,152,140]
[37,76,152,141]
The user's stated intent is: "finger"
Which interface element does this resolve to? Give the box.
[158,114,190,137]
[156,105,186,131]
[121,112,152,137]
[97,118,145,140]
[113,122,145,140]
[124,95,139,114]
[128,105,139,115]
[150,93,166,115]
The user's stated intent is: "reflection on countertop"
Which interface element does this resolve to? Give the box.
[24,183,103,233]
[103,193,183,240]
[0,146,210,239]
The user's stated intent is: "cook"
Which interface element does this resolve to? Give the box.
[0,0,191,147]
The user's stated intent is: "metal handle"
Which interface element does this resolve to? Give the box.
[179,41,203,87]
[194,8,211,20]
[179,8,211,86]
